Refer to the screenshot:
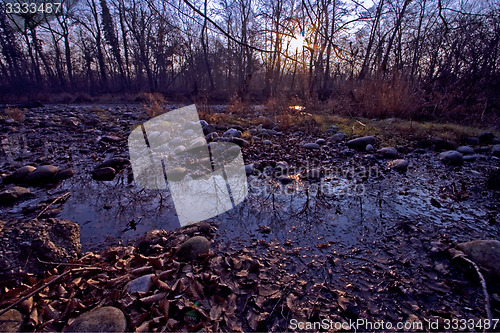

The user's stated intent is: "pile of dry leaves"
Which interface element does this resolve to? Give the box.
[0,222,351,332]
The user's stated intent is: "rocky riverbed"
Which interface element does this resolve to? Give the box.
[0,104,499,331]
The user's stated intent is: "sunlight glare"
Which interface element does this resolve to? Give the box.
[289,34,305,50]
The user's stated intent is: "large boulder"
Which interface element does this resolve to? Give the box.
[346,136,376,151]
[0,218,81,276]
[176,236,210,261]
[455,240,500,277]
[63,306,127,332]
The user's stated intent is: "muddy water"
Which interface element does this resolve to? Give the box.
[0,104,498,253]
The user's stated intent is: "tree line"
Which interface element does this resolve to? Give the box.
[0,0,499,116]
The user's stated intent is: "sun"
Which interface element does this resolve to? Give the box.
[289,32,305,51]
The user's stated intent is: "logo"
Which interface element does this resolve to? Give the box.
[128,104,248,226]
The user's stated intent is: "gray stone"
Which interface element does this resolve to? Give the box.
[205,132,218,142]
[332,132,346,142]
[315,139,327,145]
[224,128,242,138]
[0,309,23,332]
[64,306,126,332]
[438,150,463,166]
[24,165,58,184]
[97,157,130,170]
[202,124,216,135]
[198,120,208,128]
[456,240,500,277]
[346,136,376,150]
[0,186,31,204]
[378,147,398,159]
[463,137,480,146]
[173,145,186,155]
[166,167,187,181]
[126,274,154,294]
[176,236,210,261]
[263,140,272,145]
[11,165,36,182]
[330,125,339,132]
[478,131,494,144]
[92,167,116,181]
[277,175,295,184]
[303,143,320,149]
[492,144,500,157]
[463,155,477,162]
[99,135,121,143]
[365,144,375,153]
[245,164,254,175]
[54,168,75,181]
[389,159,409,172]
[457,146,475,155]
[228,137,249,147]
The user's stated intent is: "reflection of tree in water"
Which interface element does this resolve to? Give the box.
[60,171,177,249]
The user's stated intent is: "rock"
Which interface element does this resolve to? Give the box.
[92,167,116,181]
[224,128,242,138]
[228,137,249,147]
[315,139,326,145]
[378,147,398,159]
[277,175,294,184]
[198,120,208,127]
[303,143,320,149]
[457,146,475,155]
[492,144,500,157]
[332,132,346,142]
[97,157,130,170]
[166,167,187,181]
[463,137,480,146]
[432,138,457,151]
[478,131,494,144]
[0,309,23,332]
[205,132,218,142]
[0,186,31,204]
[54,168,75,181]
[0,218,81,276]
[176,236,210,261]
[245,164,254,175]
[463,155,477,162]
[263,140,272,145]
[456,240,500,277]
[24,165,58,184]
[438,150,463,166]
[346,136,376,151]
[99,135,121,143]
[126,274,154,294]
[202,124,216,135]
[365,144,374,153]
[10,165,36,183]
[330,125,339,132]
[173,145,186,155]
[63,306,126,333]
[389,159,409,172]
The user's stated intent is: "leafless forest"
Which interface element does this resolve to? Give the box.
[0,0,499,121]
